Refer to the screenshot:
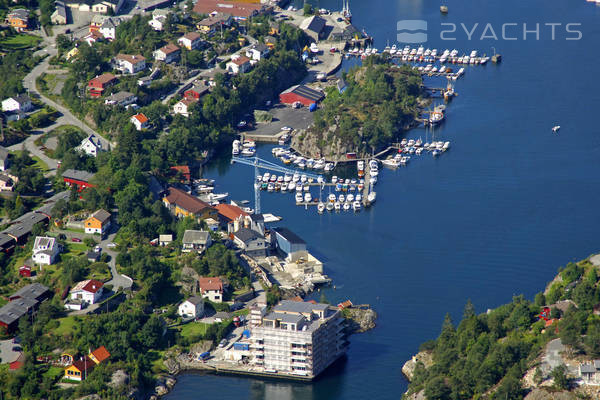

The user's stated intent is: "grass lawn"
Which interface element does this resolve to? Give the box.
[54,316,79,336]
[43,366,64,381]
[9,150,49,171]
[0,34,41,50]
[233,309,249,316]
[148,349,166,373]
[179,321,210,340]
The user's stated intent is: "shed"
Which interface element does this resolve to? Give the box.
[279,85,324,107]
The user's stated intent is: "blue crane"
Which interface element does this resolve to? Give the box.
[231,156,322,214]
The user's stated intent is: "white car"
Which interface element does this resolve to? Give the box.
[94,246,102,253]
[282,126,292,131]
[107,243,117,248]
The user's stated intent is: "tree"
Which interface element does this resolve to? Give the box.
[424,376,451,400]
[551,365,569,390]
[463,299,475,320]
[534,292,546,307]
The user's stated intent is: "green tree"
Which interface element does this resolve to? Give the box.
[551,365,569,390]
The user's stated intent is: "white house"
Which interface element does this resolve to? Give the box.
[177,296,205,318]
[198,277,224,303]
[104,91,137,107]
[77,134,103,157]
[245,43,270,61]
[154,43,180,63]
[173,98,197,117]
[177,32,202,50]
[91,0,124,15]
[182,230,212,253]
[98,17,120,41]
[148,9,169,31]
[70,279,104,305]
[32,236,60,265]
[2,94,33,113]
[226,55,251,75]
[130,113,149,130]
[114,54,146,74]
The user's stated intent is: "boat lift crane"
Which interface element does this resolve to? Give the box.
[231,156,322,214]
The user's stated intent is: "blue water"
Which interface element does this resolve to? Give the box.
[166,0,600,398]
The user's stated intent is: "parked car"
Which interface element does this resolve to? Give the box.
[107,243,117,248]
[12,346,22,352]
[94,246,101,253]
[71,238,82,242]
[218,339,227,348]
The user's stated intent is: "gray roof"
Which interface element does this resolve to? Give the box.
[214,311,230,320]
[7,9,28,19]
[594,360,600,369]
[273,227,305,245]
[10,296,37,310]
[182,229,210,245]
[87,251,101,261]
[100,16,120,28]
[53,1,67,18]
[0,302,28,325]
[0,146,8,161]
[233,227,262,243]
[62,169,95,183]
[11,94,31,105]
[105,91,136,103]
[249,213,264,222]
[274,300,329,314]
[159,234,173,242]
[581,364,596,373]
[11,283,50,300]
[252,43,269,53]
[300,15,326,34]
[186,295,204,306]
[89,209,111,223]
[0,233,14,247]
[264,311,304,325]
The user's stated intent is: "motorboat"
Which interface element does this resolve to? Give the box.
[295,192,303,202]
[331,176,338,184]
[267,182,274,192]
[353,201,361,211]
[232,140,240,155]
[298,160,306,169]
[338,194,345,203]
[296,184,303,192]
[335,183,342,192]
[288,182,296,191]
[317,202,325,213]
[303,184,310,192]
[328,193,336,203]
[357,160,365,172]
[269,175,277,182]
[347,193,354,202]
[356,193,362,202]
[284,174,292,182]
[370,168,379,177]
[241,148,255,157]
[243,139,255,148]
[343,202,351,211]
[382,158,400,168]
[301,174,307,183]
[334,201,341,211]
[326,202,334,211]
[304,193,312,202]
[367,191,376,204]
[552,125,560,133]
[292,172,300,182]
[281,183,288,192]
[324,162,335,172]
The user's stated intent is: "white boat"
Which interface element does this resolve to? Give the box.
[382,158,400,168]
[334,201,341,211]
[370,175,377,185]
[241,148,255,156]
[209,192,229,202]
[281,183,288,192]
[232,140,240,155]
[357,160,365,171]
[343,202,351,211]
[328,193,336,203]
[300,174,307,183]
[370,168,379,177]
[295,184,303,192]
[304,193,312,202]
[303,184,310,192]
[317,176,324,184]
[369,159,378,169]
[284,174,292,182]
[326,202,334,211]
[306,159,315,168]
[331,176,338,184]
[470,50,478,58]
[347,193,354,202]
[353,201,361,211]
[367,192,376,204]
[443,141,450,150]
[267,182,274,191]
[243,139,255,148]
[552,125,560,133]
[307,177,314,184]
[295,192,303,202]
[355,193,362,202]
[288,182,296,191]
[324,162,334,172]
[338,194,345,203]
[317,202,325,213]
[298,160,306,169]
[292,172,300,182]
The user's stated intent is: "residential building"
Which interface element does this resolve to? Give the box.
[233,227,268,258]
[580,361,600,384]
[9,283,51,302]
[159,234,173,246]
[162,187,217,221]
[249,300,347,378]
[196,12,231,34]
[51,1,68,24]
[104,91,137,107]
[84,209,111,235]
[193,0,269,21]
[91,0,124,15]
[272,227,307,262]
[83,30,105,45]
[173,98,197,117]
[87,250,101,262]
[299,15,327,42]
[249,213,265,236]
[178,296,204,318]
[0,233,16,254]
[114,54,146,74]
[98,16,121,40]
[154,43,180,63]
[64,357,94,381]
[0,174,16,192]
[63,169,95,191]
[88,346,110,364]
[249,302,267,327]
[77,134,103,157]
[6,9,29,31]
[0,146,8,171]
[198,276,223,303]
[87,73,117,97]
[148,14,166,31]
[182,229,212,253]
[2,94,33,113]
[245,43,270,61]
[264,35,277,50]
[337,77,347,93]
[279,85,324,107]
[0,283,51,332]
[226,55,251,75]
[32,236,60,265]
[215,203,248,232]
[177,31,202,50]
[65,46,79,61]
[130,113,149,130]
[70,279,104,305]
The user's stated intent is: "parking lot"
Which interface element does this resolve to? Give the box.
[0,339,22,364]
[244,105,314,139]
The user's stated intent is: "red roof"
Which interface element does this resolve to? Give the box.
[158,43,180,55]
[89,73,116,86]
[198,277,223,293]
[131,113,149,124]
[193,0,267,18]
[90,346,110,363]
[164,187,213,214]
[181,32,201,41]
[71,356,95,375]
[215,203,248,222]
[72,279,103,294]
[230,55,250,66]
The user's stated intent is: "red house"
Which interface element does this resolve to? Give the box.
[279,85,324,107]
[62,169,96,192]
[184,82,210,101]
[19,265,32,277]
[87,73,117,97]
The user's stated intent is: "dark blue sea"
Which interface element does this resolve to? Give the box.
[166,0,600,398]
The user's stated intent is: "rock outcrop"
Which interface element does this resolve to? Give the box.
[402,351,433,381]
[524,388,576,400]
[344,307,377,333]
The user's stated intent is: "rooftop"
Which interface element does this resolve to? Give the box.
[185,295,204,306]
[62,169,95,183]
[273,227,306,245]
[164,187,213,214]
[193,0,266,18]
[105,91,136,103]
[72,279,104,294]
[158,43,180,55]
[88,209,111,223]
[89,73,116,85]
[182,229,210,245]
[215,203,247,222]
[233,227,262,243]
[198,276,223,292]
[280,85,324,103]
[115,53,146,65]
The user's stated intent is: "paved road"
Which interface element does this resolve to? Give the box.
[98,225,133,291]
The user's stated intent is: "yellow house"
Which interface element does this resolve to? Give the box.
[162,187,217,222]
[66,47,79,61]
[64,357,94,381]
[89,346,110,364]
[84,209,111,235]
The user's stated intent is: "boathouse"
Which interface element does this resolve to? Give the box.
[279,85,324,107]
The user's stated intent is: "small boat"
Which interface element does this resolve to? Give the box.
[347,193,354,202]
[267,182,274,192]
[304,193,312,202]
[232,140,240,155]
[382,158,400,168]
[357,160,365,171]
[370,168,379,177]
[301,174,307,183]
[303,184,310,192]
[367,192,376,204]
[241,148,255,156]
[292,172,300,182]
[334,201,341,211]
[277,176,284,183]
[328,193,336,203]
[552,125,560,133]
[335,183,342,192]
[338,194,345,203]
[243,139,255,148]
[284,174,292,182]
[281,183,288,192]
[295,184,303,192]
[288,182,296,191]
[324,162,335,172]
[317,202,325,214]
[326,202,334,211]
[298,160,306,169]
[356,193,362,202]
[331,176,338,184]
[353,201,361,211]
[295,192,303,203]
[269,175,277,182]
[343,202,351,211]
[440,5,448,13]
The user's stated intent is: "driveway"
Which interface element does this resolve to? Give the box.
[0,339,22,364]
[98,225,132,291]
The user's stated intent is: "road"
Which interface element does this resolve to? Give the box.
[98,225,133,291]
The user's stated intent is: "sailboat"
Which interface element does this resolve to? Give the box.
[342,0,352,22]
